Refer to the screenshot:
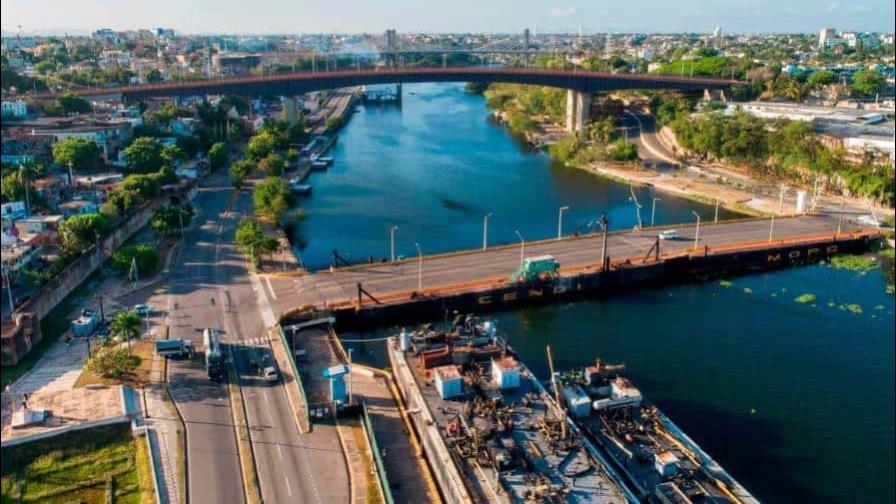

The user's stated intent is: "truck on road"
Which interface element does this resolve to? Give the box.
[509,255,560,283]
[155,339,194,359]
[202,327,226,381]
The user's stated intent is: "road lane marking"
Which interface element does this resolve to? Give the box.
[264,276,278,300]
[284,476,293,497]
[277,444,283,459]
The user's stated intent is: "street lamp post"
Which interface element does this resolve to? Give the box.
[691,211,701,251]
[515,230,525,267]
[347,348,353,405]
[777,185,787,214]
[714,200,720,223]
[599,213,609,268]
[414,243,423,292]
[650,198,661,227]
[837,201,845,235]
[557,206,569,240]
[390,225,399,262]
[482,213,492,250]
[768,214,775,243]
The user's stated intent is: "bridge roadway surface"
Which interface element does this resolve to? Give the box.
[264,214,861,312]
[30,66,737,100]
[157,176,348,504]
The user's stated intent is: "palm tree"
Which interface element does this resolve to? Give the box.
[111,310,141,352]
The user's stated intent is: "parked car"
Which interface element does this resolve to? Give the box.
[134,304,153,316]
[658,230,679,240]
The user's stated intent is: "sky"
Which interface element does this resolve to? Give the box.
[1,0,894,35]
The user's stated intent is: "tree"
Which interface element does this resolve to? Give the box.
[145,68,163,83]
[52,137,102,170]
[86,345,138,378]
[34,60,56,75]
[852,69,884,97]
[807,69,835,88]
[123,137,165,173]
[110,310,141,347]
[1,162,46,212]
[286,148,300,164]
[252,177,289,221]
[150,204,194,236]
[607,140,639,161]
[161,144,187,168]
[208,142,228,170]
[229,159,254,189]
[58,213,109,258]
[235,218,280,264]
[247,131,276,160]
[56,93,92,114]
[258,153,285,176]
[111,245,160,276]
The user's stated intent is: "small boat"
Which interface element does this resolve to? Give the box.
[316,156,334,166]
[310,161,329,171]
[288,180,312,195]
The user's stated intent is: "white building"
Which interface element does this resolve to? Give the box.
[819,27,836,48]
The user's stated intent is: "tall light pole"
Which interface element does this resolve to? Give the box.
[714,200,720,223]
[768,214,775,243]
[777,184,787,214]
[514,230,525,267]
[650,198,661,227]
[557,206,569,240]
[347,348,353,405]
[482,213,492,250]
[691,211,701,251]
[390,225,398,262]
[414,242,423,292]
[18,163,31,217]
[599,213,609,268]
[628,186,643,229]
[836,201,845,235]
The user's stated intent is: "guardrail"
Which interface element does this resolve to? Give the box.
[360,402,395,504]
[277,324,311,433]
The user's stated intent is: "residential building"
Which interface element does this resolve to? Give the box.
[1,100,28,118]
[59,199,99,219]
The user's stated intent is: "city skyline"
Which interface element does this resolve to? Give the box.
[1,0,895,36]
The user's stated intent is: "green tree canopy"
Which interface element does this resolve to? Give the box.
[55,93,92,115]
[852,69,884,97]
[235,218,281,263]
[86,345,139,378]
[229,159,254,189]
[110,310,141,343]
[58,213,109,258]
[807,69,836,87]
[247,130,276,160]
[111,244,160,276]
[52,137,102,170]
[208,142,228,170]
[258,153,285,176]
[252,177,289,221]
[150,204,194,236]
[123,137,165,173]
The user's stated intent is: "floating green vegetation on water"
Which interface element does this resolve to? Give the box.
[828,301,837,308]
[830,254,877,272]
[886,285,895,294]
[743,287,753,294]
[795,294,817,304]
[840,303,863,314]
[718,279,732,287]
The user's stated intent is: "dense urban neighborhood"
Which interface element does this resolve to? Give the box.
[1,9,894,504]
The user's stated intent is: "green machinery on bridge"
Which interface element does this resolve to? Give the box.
[509,255,560,283]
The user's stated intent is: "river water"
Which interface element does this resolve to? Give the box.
[296,83,895,503]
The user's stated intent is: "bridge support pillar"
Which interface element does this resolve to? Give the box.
[566,90,591,133]
[282,96,300,125]
[565,89,577,133]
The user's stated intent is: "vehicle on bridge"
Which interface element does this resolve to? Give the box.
[509,254,560,283]
[202,327,226,381]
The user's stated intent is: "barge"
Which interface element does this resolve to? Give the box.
[388,316,635,504]
[555,359,759,504]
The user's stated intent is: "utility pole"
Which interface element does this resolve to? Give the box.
[651,198,661,227]
[599,213,609,268]
[777,184,787,214]
[19,163,31,217]
[768,214,775,243]
[714,199,720,223]
[515,230,525,267]
[691,211,701,251]
[482,213,492,250]
[2,265,14,320]
[415,243,423,292]
[390,225,398,262]
[557,206,569,240]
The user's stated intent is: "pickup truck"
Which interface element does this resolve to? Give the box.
[155,339,194,358]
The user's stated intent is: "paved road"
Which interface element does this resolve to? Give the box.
[152,177,349,504]
[266,214,865,311]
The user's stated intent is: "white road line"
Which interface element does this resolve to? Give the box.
[264,390,271,404]
[284,476,293,497]
[277,444,283,459]
[264,276,278,300]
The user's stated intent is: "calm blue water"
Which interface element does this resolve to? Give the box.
[290,83,739,270]
[302,83,894,503]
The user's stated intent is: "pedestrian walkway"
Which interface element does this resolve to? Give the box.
[142,345,184,504]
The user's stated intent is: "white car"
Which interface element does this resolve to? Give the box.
[857,215,882,228]
[658,230,679,240]
[262,366,279,382]
[133,304,153,316]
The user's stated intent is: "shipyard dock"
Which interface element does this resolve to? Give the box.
[263,214,880,326]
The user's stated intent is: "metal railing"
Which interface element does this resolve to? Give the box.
[360,402,395,504]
